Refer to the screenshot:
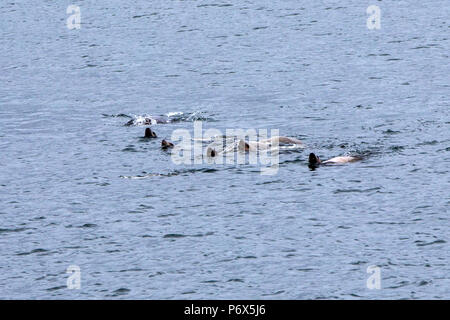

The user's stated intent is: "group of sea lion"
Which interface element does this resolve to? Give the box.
[143,128,174,149]
[142,126,362,168]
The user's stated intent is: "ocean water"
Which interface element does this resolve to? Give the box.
[0,0,449,299]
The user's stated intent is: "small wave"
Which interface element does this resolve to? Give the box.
[17,248,50,256]
[79,223,98,228]
[0,227,29,234]
[46,286,66,292]
[102,113,132,118]
[111,288,130,296]
[416,239,446,247]
[416,140,439,146]
[163,234,186,238]
[334,187,381,194]
[163,232,214,239]
[120,167,220,179]
[383,129,401,135]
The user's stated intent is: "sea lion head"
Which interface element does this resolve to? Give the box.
[161,139,174,149]
[144,128,157,138]
[308,153,321,166]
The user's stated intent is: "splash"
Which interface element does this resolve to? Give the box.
[123,111,215,126]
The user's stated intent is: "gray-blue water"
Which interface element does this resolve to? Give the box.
[0,0,449,299]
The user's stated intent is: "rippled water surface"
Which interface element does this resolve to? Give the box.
[0,1,449,299]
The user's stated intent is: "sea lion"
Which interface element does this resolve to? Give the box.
[161,139,174,149]
[206,147,217,157]
[238,136,303,152]
[308,153,362,167]
[206,136,303,157]
[144,128,157,138]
